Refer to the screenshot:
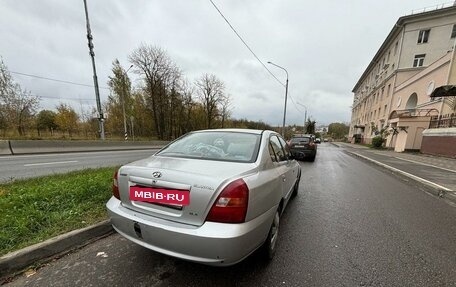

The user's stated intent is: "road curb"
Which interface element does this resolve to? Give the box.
[0,220,113,280]
[346,150,456,205]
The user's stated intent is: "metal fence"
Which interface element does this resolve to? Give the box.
[429,113,456,128]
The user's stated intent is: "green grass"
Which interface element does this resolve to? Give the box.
[0,167,117,256]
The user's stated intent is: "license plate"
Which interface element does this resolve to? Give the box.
[294,145,305,148]
[129,186,190,206]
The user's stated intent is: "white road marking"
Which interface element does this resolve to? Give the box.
[24,160,78,167]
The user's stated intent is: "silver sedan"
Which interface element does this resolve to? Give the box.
[106,129,301,266]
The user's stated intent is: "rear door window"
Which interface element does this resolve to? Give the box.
[270,136,287,162]
[277,136,291,158]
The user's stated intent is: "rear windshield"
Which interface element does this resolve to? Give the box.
[157,131,261,163]
[290,137,310,144]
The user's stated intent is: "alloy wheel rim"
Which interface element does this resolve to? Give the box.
[270,213,280,251]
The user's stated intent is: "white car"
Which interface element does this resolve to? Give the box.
[106,129,301,266]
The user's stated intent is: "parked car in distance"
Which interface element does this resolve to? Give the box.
[107,129,301,266]
[315,138,321,144]
[288,134,317,161]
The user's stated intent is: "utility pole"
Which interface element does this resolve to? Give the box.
[83,0,104,140]
[298,102,307,133]
[304,109,307,132]
[267,61,289,137]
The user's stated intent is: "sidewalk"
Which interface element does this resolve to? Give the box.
[333,142,456,202]
[0,221,114,282]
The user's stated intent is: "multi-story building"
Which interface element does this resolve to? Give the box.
[350,4,456,156]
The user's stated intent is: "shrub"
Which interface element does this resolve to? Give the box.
[371,136,384,149]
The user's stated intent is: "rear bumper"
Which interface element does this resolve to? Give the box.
[290,149,316,159]
[106,197,274,266]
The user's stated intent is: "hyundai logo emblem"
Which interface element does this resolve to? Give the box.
[152,172,162,178]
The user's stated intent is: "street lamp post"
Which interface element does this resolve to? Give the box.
[297,102,307,133]
[267,61,288,137]
[122,64,133,141]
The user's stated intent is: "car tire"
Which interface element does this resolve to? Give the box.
[292,173,300,198]
[263,210,280,260]
[309,155,316,162]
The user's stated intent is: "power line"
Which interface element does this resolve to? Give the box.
[24,90,98,103]
[209,0,284,87]
[208,0,302,115]
[10,71,110,90]
[39,95,95,102]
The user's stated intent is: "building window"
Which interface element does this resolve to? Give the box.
[384,105,387,116]
[451,24,456,38]
[413,54,425,67]
[394,41,399,55]
[387,84,391,97]
[417,29,430,44]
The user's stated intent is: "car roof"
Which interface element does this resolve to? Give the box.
[292,134,313,138]
[192,128,271,135]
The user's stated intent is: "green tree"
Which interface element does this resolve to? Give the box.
[36,110,58,136]
[55,103,79,137]
[107,59,132,138]
[305,119,316,134]
[328,122,349,139]
[370,122,389,148]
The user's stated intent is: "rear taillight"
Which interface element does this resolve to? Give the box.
[206,179,249,223]
[112,170,120,200]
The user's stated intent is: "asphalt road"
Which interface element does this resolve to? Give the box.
[5,144,456,286]
[0,149,159,183]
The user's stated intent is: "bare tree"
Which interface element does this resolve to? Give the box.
[195,73,225,129]
[219,94,232,128]
[0,58,40,136]
[179,79,195,134]
[129,44,182,139]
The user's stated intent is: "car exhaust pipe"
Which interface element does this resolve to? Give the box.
[133,222,142,239]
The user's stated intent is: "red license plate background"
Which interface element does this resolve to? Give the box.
[129,186,190,206]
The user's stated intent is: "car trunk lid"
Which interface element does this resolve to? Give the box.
[117,155,256,226]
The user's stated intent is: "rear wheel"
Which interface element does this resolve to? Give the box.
[263,210,280,259]
[292,172,300,197]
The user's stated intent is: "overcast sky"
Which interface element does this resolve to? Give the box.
[0,0,449,127]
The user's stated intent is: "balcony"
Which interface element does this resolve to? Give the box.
[429,113,456,128]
